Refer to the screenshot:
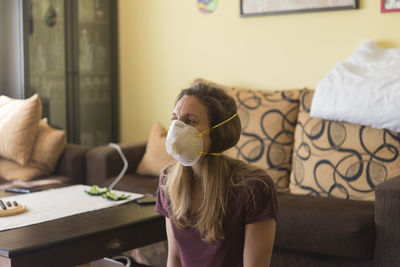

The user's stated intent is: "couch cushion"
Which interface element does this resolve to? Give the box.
[195,79,301,192]
[0,94,42,165]
[136,123,175,176]
[101,173,159,195]
[290,89,400,200]
[0,160,47,182]
[0,119,67,181]
[30,118,67,172]
[275,193,375,259]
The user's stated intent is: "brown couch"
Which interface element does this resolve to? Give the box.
[86,86,400,267]
[86,141,400,267]
[0,143,89,191]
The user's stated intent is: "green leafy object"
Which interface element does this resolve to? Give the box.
[85,185,108,195]
[85,186,130,201]
[118,194,130,200]
[105,191,118,200]
[104,191,131,201]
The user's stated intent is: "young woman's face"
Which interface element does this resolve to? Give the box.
[172,95,211,154]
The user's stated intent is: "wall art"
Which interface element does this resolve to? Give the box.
[381,0,400,13]
[241,0,357,16]
[198,0,217,14]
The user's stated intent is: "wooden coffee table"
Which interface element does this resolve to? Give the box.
[0,199,166,267]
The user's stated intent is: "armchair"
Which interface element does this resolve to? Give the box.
[374,175,400,267]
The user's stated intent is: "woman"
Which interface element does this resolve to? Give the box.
[156,82,278,267]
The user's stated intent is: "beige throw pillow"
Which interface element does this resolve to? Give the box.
[0,160,46,181]
[289,90,400,201]
[0,94,42,165]
[0,118,67,181]
[195,78,301,192]
[136,123,175,176]
[30,118,67,172]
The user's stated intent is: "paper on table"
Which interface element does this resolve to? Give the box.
[0,184,143,232]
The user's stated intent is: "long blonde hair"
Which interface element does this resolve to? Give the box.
[163,83,271,242]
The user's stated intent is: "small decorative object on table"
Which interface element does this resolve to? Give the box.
[85,143,131,201]
[85,185,130,201]
[0,200,27,217]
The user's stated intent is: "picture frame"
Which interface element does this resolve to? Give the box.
[240,0,358,17]
[381,0,400,13]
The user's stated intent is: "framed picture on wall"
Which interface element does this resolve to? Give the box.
[240,0,358,17]
[381,0,400,13]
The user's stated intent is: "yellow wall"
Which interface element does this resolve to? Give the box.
[118,0,400,142]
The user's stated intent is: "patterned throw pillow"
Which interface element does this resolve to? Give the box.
[195,79,302,191]
[290,90,400,201]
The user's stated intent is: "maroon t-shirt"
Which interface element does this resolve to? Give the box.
[155,172,278,267]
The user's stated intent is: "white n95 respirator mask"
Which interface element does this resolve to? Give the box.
[165,120,203,166]
[165,113,238,166]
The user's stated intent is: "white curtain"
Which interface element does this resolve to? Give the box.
[0,0,25,98]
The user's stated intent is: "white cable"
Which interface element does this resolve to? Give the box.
[107,143,128,191]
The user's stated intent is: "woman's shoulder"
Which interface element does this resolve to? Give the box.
[159,164,176,184]
[228,160,278,217]
[228,158,274,186]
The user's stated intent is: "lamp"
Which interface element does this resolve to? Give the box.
[85,143,130,200]
[107,143,128,190]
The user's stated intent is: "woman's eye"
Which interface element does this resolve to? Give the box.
[185,119,194,125]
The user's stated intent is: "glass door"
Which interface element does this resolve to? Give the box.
[28,0,66,130]
[77,0,113,146]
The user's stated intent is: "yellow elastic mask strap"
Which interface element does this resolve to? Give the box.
[197,151,222,156]
[195,113,238,138]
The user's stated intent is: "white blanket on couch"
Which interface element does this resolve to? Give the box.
[310,40,400,132]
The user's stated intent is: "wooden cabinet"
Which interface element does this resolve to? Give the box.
[23,0,118,146]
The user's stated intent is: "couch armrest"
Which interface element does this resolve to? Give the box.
[54,143,90,185]
[86,141,147,186]
[374,175,400,266]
